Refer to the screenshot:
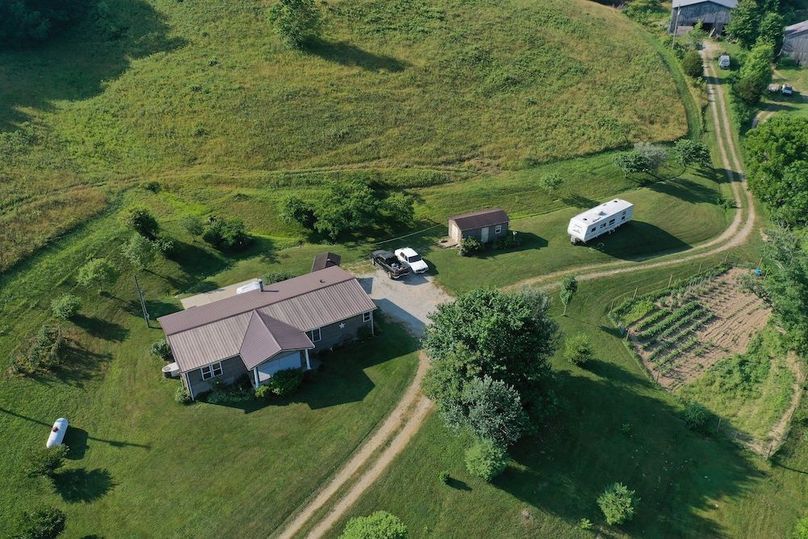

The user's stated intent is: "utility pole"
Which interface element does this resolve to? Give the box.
[671,6,681,49]
[134,274,150,328]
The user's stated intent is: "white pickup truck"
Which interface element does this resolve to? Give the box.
[395,247,428,274]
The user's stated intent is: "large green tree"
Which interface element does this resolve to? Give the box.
[0,0,88,48]
[761,227,808,355]
[726,0,762,48]
[733,41,774,105]
[746,116,808,225]
[423,288,559,420]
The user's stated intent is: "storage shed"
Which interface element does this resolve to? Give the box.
[448,208,509,244]
[783,20,808,65]
[669,0,737,34]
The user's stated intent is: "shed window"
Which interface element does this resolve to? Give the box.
[495,225,503,234]
[201,362,223,381]
[363,312,372,323]
[309,328,322,343]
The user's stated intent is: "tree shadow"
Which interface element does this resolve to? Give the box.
[0,0,186,131]
[446,477,472,491]
[502,369,760,536]
[585,222,691,261]
[54,468,114,503]
[165,240,230,283]
[561,194,600,209]
[647,178,723,205]
[40,341,113,388]
[72,314,129,342]
[303,38,409,73]
[64,427,89,460]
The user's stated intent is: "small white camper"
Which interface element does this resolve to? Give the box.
[567,199,634,244]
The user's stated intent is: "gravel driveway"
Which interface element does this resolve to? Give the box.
[358,270,453,337]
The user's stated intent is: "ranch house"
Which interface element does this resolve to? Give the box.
[448,208,510,245]
[669,0,738,35]
[157,266,376,400]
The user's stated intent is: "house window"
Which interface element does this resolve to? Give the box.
[363,312,372,323]
[201,362,223,381]
[310,327,322,342]
[495,225,503,234]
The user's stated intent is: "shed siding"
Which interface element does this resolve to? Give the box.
[459,222,510,244]
[187,355,248,398]
[669,3,733,33]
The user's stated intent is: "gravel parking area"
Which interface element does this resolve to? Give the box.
[358,270,453,337]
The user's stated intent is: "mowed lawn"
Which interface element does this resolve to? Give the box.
[0,0,688,271]
[333,255,808,539]
[0,210,418,538]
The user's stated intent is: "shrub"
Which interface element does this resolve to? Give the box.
[206,383,254,404]
[682,50,703,78]
[793,515,808,539]
[77,257,117,292]
[564,334,593,366]
[459,236,482,257]
[464,439,508,481]
[539,173,563,192]
[126,207,159,239]
[266,369,303,397]
[268,0,322,49]
[50,294,80,320]
[153,237,176,256]
[340,511,407,539]
[597,482,638,526]
[25,445,69,478]
[682,401,710,431]
[438,470,450,484]
[175,384,192,404]
[180,215,204,237]
[13,506,66,539]
[264,271,295,284]
[143,180,161,193]
[578,518,594,530]
[280,196,317,228]
[202,217,252,251]
[150,338,173,361]
[13,325,65,374]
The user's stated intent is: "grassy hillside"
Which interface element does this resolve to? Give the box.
[0,0,688,271]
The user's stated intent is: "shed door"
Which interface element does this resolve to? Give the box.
[481,226,489,243]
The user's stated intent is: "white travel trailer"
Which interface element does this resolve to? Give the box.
[567,199,634,244]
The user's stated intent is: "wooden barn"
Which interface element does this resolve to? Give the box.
[669,0,738,35]
[783,21,808,65]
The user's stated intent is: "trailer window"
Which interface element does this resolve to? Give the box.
[591,227,596,232]
[600,224,606,228]
[609,219,615,225]
[622,216,626,221]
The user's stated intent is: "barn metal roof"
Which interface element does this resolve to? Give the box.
[160,266,375,372]
[671,0,737,8]
[448,208,509,231]
[785,20,808,36]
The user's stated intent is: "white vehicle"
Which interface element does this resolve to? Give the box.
[718,54,731,69]
[782,84,794,96]
[567,199,634,244]
[46,418,68,448]
[394,247,428,274]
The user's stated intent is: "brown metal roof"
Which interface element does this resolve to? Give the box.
[240,312,314,370]
[160,266,375,373]
[448,208,509,231]
[311,252,341,272]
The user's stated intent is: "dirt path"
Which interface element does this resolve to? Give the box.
[275,43,760,539]
[751,353,805,457]
[275,353,432,539]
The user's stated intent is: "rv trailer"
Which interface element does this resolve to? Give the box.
[567,199,633,244]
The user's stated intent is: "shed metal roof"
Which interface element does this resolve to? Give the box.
[448,208,509,231]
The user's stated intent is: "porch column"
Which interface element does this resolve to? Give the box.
[252,368,259,388]
[370,311,375,336]
[304,349,311,370]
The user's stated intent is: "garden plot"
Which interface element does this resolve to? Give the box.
[625,269,771,390]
